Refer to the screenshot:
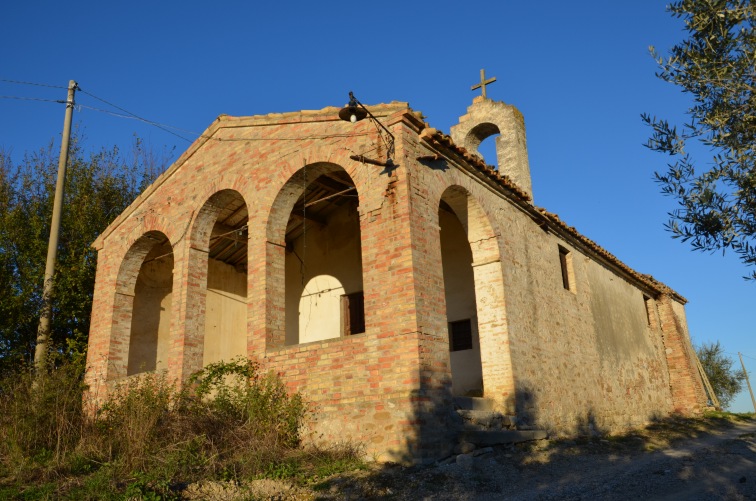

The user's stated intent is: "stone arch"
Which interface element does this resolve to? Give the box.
[449,99,532,198]
[438,185,515,411]
[465,122,501,162]
[188,189,250,366]
[111,230,174,379]
[265,162,365,347]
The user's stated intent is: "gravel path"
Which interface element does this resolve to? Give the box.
[315,418,756,500]
[188,417,756,500]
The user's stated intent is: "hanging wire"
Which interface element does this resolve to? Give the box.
[0,78,68,89]
[301,162,307,286]
[0,95,66,104]
[3,82,377,150]
[77,104,200,137]
[78,88,194,143]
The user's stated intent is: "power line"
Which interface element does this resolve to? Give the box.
[0,78,68,89]
[0,95,65,104]
[4,84,379,146]
[78,88,194,143]
[77,104,199,138]
[77,103,373,142]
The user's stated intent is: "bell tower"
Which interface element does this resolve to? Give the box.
[450,69,533,199]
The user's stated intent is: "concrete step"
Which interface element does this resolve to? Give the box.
[457,409,516,430]
[461,429,548,447]
[453,396,496,411]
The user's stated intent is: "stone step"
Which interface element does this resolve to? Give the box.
[456,409,516,430]
[460,429,548,447]
[453,396,496,411]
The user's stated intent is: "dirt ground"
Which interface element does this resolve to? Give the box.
[191,414,756,500]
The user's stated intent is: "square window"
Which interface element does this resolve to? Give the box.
[449,319,473,351]
[341,291,365,335]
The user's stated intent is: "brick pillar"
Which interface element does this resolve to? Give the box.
[168,243,208,381]
[657,294,707,414]
[84,248,120,407]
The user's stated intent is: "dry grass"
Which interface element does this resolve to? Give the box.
[0,358,363,500]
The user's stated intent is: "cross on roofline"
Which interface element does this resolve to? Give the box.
[471,68,496,98]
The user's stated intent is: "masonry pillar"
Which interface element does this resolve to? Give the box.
[472,259,515,413]
[84,248,120,404]
[657,294,708,413]
[167,243,208,381]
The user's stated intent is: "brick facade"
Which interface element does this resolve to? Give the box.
[85,99,708,462]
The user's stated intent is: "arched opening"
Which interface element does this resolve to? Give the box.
[439,193,484,396]
[478,134,501,170]
[438,186,514,410]
[281,167,364,345]
[125,231,174,376]
[200,190,249,366]
[467,122,501,171]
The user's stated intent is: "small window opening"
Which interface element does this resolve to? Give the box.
[449,319,473,351]
[644,295,654,326]
[558,245,574,292]
[341,291,365,335]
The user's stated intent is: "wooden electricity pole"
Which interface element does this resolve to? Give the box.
[33,79,77,373]
[738,352,756,413]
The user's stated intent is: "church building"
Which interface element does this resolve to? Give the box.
[85,76,708,462]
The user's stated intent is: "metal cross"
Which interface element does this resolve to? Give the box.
[471,68,497,98]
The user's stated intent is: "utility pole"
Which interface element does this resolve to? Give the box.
[738,352,756,413]
[33,79,77,373]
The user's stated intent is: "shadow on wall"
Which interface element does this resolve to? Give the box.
[397,376,548,463]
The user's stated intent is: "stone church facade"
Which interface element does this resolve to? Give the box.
[85,93,708,462]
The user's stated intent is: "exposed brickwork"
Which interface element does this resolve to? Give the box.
[85,101,708,462]
[657,295,709,413]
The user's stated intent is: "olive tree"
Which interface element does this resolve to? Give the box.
[643,0,756,278]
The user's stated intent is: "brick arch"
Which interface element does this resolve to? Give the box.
[437,184,516,413]
[265,162,360,244]
[110,230,173,380]
[190,189,250,251]
[122,212,180,253]
[439,185,501,266]
[264,162,363,347]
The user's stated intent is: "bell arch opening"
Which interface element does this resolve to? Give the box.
[467,122,501,169]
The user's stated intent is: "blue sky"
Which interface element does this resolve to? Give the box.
[2,1,754,412]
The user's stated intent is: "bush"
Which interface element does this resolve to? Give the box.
[0,358,359,499]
